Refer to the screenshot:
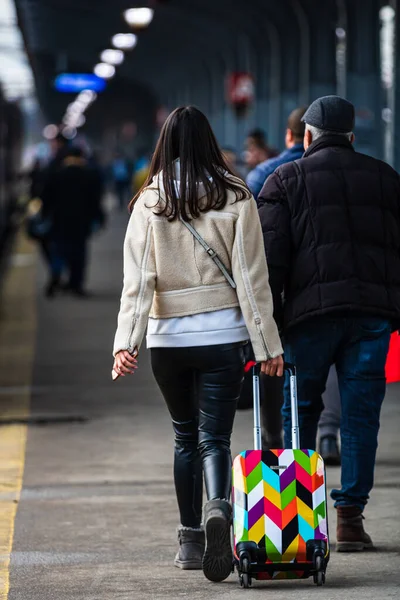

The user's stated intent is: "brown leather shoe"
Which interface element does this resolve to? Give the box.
[336,506,374,552]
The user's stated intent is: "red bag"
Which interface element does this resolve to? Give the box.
[386,333,400,384]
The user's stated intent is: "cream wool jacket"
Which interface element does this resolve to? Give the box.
[113,176,283,362]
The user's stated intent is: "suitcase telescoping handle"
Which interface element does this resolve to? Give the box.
[246,361,299,451]
[286,363,300,450]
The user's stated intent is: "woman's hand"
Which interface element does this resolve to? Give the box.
[113,350,138,377]
[261,355,284,377]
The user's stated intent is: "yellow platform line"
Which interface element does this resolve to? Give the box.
[0,231,37,599]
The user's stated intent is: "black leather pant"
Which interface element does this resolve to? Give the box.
[151,342,245,528]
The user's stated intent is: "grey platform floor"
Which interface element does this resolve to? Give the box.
[8,211,400,599]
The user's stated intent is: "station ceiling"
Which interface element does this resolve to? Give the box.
[14,0,344,135]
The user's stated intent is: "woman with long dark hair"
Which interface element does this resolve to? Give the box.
[113,106,283,583]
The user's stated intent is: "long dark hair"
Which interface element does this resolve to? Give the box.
[129,106,250,220]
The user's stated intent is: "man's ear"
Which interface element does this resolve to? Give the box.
[350,132,355,145]
[303,129,312,150]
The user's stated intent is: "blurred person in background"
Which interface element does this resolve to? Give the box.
[111,151,132,210]
[41,146,104,298]
[247,107,307,199]
[29,157,46,200]
[319,366,341,465]
[26,135,70,270]
[132,149,151,195]
[26,156,52,266]
[221,146,238,173]
[88,150,107,212]
[48,133,69,171]
[134,148,151,173]
[245,128,277,172]
[258,95,400,551]
[221,146,247,179]
[112,106,283,581]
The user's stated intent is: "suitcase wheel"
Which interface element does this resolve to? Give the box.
[313,555,326,587]
[239,557,252,589]
[240,573,252,589]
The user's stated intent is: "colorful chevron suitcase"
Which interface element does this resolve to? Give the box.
[232,363,329,588]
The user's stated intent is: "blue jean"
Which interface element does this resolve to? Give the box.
[283,316,391,510]
[319,365,341,438]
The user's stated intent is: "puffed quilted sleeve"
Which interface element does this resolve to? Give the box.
[257,171,291,329]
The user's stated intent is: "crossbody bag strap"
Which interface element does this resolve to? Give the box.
[179,216,236,289]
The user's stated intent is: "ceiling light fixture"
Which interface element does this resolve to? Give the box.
[77,90,97,104]
[65,114,86,128]
[74,99,88,110]
[112,33,138,49]
[100,49,125,65]
[380,5,395,21]
[42,124,59,140]
[94,63,116,79]
[66,101,85,115]
[75,114,86,128]
[61,89,96,133]
[124,7,154,28]
[62,126,77,140]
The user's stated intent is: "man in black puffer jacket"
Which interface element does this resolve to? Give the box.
[258,95,400,552]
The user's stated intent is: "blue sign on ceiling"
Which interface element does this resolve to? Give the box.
[54,73,106,93]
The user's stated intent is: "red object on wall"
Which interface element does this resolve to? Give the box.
[386,333,400,383]
[226,72,255,107]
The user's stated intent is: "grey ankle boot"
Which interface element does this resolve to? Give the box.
[174,526,205,570]
[202,499,233,582]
